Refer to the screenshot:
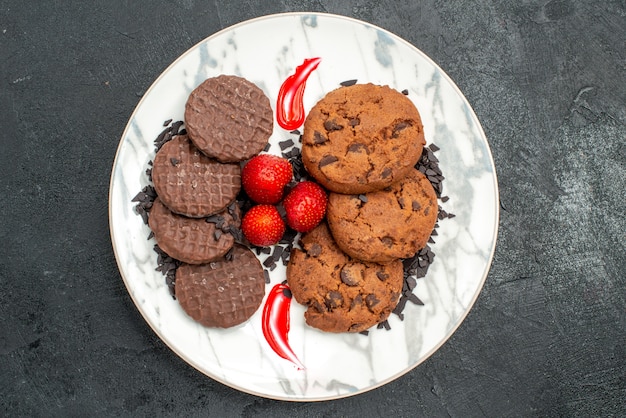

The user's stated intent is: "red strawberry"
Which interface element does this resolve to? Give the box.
[241,154,293,204]
[241,204,286,247]
[283,181,327,233]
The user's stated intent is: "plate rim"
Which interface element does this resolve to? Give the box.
[108,11,500,401]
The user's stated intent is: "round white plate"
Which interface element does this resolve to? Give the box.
[109,12,498,401]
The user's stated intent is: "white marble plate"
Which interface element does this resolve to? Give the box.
[109,12,498,401]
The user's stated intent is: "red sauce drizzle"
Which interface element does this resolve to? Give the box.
[276,57,322,130]
[262,283,304,369]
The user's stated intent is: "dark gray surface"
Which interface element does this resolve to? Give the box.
[1,1,624,416]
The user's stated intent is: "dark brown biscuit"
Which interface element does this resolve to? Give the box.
[286,222,403,333]
[151,135,241,218]
[301,83,425,194]
[148,197,240,265]
[174,245,265,328]
[184,75,273,163]
[326,168,438,263]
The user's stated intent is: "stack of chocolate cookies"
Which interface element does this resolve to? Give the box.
[287,83,439,333]
[147,75,274,328]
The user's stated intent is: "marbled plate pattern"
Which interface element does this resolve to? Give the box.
[109,12,498,401]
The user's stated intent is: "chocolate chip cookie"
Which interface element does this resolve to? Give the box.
[326,168,438,263]
[301,83,425,194]
[286,222,403,333]
[184,75,273,163]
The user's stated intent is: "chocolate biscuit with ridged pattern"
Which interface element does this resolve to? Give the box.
[175,245,265,328]
[148,197,240,265]
[151,134,241,218]
[184,75,273,163]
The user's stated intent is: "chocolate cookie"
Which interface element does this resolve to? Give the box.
[286,222,403,333]
[175,245,265,328]
[151,134,241,218]
[184,75,273,163]
[326,168,438,263]
[148,197,240,265]
[301,83,425,194]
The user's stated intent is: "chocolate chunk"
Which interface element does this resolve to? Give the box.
[348,143,367,153]
[365,294,380,310]
[311,299,326,313]
[205,214,223,224]
[412,200,422,211]
[340,79,358,86]
[272,246,284,262]
[381,167,392,178]
[313,131,328,144]
[377,320,391,330]
[407,293,424,306]
[319,155,339,168]
[323,120,343,131]
[376,271,389,281]
[350,294,363,310]
[340,264,362,286]
[279,139,294,150]
[381,236,394,247]
[263,257,275,268]
[308,243,322,257]
[391,121,410,138]
[326,291,344,309]
[349,117,360,127]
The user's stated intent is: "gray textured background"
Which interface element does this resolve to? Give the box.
[1,1,624,416]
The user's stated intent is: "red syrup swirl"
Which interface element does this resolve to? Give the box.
[262,283,304,370]
[276,57,322,130]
